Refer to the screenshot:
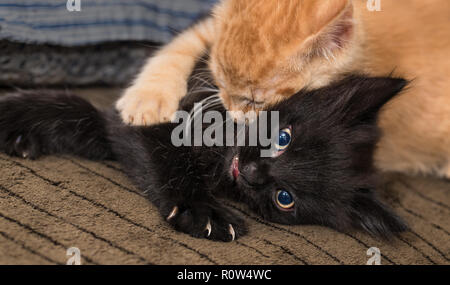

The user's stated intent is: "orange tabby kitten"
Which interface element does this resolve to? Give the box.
[116,0,450,178]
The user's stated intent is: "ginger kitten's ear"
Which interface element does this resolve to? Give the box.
[306,0,350,30]
[305,0,354,56]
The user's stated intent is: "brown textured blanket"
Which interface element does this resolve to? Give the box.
[0,89,448,265]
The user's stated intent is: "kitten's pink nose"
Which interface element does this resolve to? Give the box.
[240,162,267,186]
[241,163,257,179]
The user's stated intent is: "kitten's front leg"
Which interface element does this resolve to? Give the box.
[117,18,215,126]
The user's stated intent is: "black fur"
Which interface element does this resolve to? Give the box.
[0,76,408,241]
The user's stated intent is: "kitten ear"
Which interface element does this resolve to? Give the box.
[349,192,408,239]
[333,76,408,123]
[306,0,354,55]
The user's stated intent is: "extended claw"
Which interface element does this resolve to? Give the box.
[166,206,178,221]
[229,224,235,241]
[205,218,212,237]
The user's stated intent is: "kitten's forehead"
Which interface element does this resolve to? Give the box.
[214,0,349,62]
[213,1,311,81]
[212,0,351,103]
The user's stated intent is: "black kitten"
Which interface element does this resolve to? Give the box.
[0,76,408,241]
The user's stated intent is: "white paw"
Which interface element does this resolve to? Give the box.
[116,80,186,126]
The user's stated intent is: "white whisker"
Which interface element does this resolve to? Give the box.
[190,75,216,89]
[189,88,220,94]
[184,96,221,134]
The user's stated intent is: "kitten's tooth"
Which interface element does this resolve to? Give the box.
[166,206,178,221]
[229,224,235,241]
[22,151,29,159]
[205,218,212,237]
[15,135,22,145]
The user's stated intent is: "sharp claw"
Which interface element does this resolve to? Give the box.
[229,224,235,241]
[205,218,212,237]
[166,206,178,221]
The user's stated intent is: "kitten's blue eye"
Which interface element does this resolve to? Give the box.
[275,127,292,153]
[275,190,295,210]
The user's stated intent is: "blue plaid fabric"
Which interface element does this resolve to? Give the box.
[0,0,217,46]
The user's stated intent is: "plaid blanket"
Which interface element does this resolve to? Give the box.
[0,0,217,46]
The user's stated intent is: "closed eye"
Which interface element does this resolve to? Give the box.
[231,95,264,107]
[252,101,265,108]
[231,95,250,103]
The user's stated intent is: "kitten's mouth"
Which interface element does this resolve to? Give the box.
[231,155,240,180]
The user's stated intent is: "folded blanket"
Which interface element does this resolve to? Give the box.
[0,0,217,86]
[0,0,217,46]
[0,40,155,87]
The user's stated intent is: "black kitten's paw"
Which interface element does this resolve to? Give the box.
[3,133,41,160]
[162,201,248,242]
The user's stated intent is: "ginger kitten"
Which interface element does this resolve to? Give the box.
[116,0,450,178]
